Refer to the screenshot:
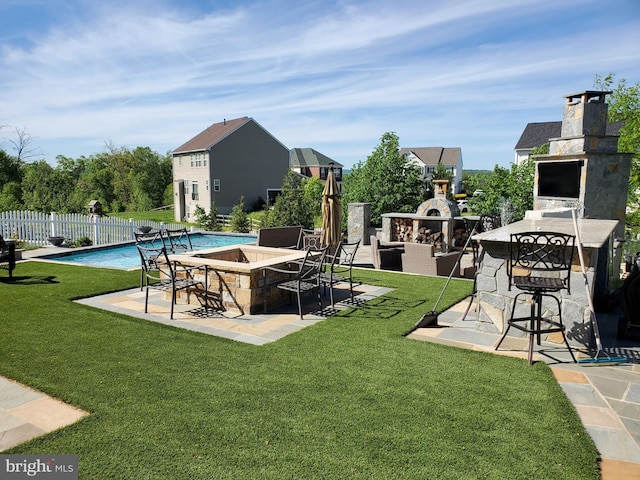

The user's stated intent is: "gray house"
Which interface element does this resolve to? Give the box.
[172,117,290,221]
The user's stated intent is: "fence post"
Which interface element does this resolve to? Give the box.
[93,215,99,245]
[129,218,135,240]
[50,211,57,237]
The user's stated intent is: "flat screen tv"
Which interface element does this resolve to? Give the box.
[537,160,583,198]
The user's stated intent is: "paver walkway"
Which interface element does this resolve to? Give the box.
[408,299,640,478]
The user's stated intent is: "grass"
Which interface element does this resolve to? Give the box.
[0,262,599,479]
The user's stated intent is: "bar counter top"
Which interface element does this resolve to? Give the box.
[473,217,618,249]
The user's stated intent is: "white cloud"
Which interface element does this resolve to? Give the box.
[1,0,639,168]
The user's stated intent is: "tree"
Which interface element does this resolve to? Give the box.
[194,202,221,231]
[341,132,424,226]
[0,149,23,189]
[229,196,251,233]
[302,176,324,221]
[4,127,43,162]
[594,73,640,233]
[468,158,536,222]
[270,170,314,228]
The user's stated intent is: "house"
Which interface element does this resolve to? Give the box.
[172,117,290,221]
[289,148,343,187]
[514,120,623,165]
[399,147,463,194]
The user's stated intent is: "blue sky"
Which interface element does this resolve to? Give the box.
[1,0,639,170]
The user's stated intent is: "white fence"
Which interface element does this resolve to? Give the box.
[0,211,187,246]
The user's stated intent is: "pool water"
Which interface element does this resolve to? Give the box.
[42,233,256,269]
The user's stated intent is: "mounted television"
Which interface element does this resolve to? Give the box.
[537,160,583,198]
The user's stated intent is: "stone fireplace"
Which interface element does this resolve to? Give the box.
[533,90,631,238]
[381,179,461,251]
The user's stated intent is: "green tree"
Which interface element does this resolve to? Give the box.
[194,202,221,231]
[468,158,536,222]
[342,132,424,227]
[594,73,640,233]
[270,170,314,228]
[229,196,251,233]
[0,181,23,211]
[0,149,23,190]
[302,176,324,221]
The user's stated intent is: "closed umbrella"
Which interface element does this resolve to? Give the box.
[321,167,342,248]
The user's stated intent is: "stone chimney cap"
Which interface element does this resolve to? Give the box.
[564,90,612,104]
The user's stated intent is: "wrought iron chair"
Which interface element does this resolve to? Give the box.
[162,227,193,253]
[321,240,361,306]
[262,246,328,319]
[495,231,577,364]
[0,235,16,278]
[136,244,208,319]
[134,231,164,290]
[297,228,323,250]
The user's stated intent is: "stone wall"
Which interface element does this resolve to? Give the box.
[475,240,598,348]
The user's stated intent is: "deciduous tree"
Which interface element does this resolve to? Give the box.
[342,132,424,226]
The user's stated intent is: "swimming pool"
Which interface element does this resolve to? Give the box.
[40,233,256,269]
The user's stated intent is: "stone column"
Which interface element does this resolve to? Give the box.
[348,203,371,245]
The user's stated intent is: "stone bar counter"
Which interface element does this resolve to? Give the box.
[473,216,618,349]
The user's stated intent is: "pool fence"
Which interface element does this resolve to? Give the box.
[0,210,187,246]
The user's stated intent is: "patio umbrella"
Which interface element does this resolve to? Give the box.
[321,167,342,248]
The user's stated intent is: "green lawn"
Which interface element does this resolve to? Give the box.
[0,262,599,479]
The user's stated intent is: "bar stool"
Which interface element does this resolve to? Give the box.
[495,231,577,364]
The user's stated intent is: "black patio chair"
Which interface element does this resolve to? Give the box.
[134,231,165,290]
[320,240,361,306]
[297,228,323,250]
[262,245,328,319]
[0,235,16,278]
[162,227,193,253]
[495,231,576,364]
[136,244,208,319]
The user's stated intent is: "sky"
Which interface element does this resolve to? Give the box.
[1,0,639,171]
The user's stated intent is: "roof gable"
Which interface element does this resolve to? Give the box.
[173,117,252,153]
[290,148,343,168]
[399,147,461,166]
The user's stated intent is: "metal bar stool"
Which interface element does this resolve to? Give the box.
[495,231,577,364]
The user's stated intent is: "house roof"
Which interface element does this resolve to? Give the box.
[515,120,624,150]
[399,147,461,166]
[290,148,343,168]
[173,117,252,153]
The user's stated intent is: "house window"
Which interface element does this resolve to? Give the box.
[206,180,209,191]
[213,178,221,192]
[184,180,190,195]
[192,181,199,201]
[178,157,183,166]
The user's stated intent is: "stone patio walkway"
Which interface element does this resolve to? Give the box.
[408,298,640,479]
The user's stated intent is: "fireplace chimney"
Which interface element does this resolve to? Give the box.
[532,90,632,238]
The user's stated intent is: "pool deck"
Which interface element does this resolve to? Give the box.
[4,243,640,477]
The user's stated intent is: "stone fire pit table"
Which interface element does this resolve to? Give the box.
[169,245,307,315]
[472,215,618,349]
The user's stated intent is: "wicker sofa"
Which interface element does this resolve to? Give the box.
[370,235,404,271]
[400,242,459,277]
